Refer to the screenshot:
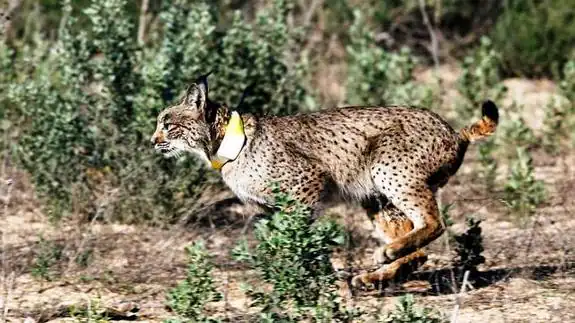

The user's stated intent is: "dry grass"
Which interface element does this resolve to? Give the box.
[1,65,575,322]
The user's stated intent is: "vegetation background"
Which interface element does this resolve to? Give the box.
[0,0,574,322]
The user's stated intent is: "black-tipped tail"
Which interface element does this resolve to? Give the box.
[459,100,499,142]
[482,100,499,124]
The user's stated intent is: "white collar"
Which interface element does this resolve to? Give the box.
[210,111,245,170]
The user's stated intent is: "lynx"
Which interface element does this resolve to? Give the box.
[150,73,499,289]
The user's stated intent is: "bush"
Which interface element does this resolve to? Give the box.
[69,297,111,323]
[456,36,506,124]
[453,217,485,272]
[5,0,313,224]
[542,59,575,152]
[377,294,446,323]
[457,37,506,190]
[560,60,575,103]
[164,188,357,322]
[498,102,537,156]
[477,137,498,191]
[31,236,65,281]
[491,0,575,77]
[166,241,221,323]
[323,0,502,62]
[503,148,546,224]
[345,9,435,108]
[232,186,357,322]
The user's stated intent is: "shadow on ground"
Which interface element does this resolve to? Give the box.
[364,261,575,297]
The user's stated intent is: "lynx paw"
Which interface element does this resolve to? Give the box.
[350,273,374,290]
[351,265,393,291]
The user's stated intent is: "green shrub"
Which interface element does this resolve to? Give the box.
[491,0,575,77]
[542,60,575,152]
[477,137,498,191]
[323,0,502,61]
[560,60,575,102]
[0,41,14,104]
[439,203,455,228]
[456,36,506,124]
[164,187,357,322]
[497,103,538,164]
[558,60,575,147]
[453,217,485,272]
[377,294,446,323]
[211,1,315,117]
[0,41,18,155]
[6,0,313,224]
[499,108,537,151]
[232,186,357,322]
[31,236,64,281]
[345,9,435,108]
[503,148,546,224]
[69,297,111,323]
[166,241,221,323]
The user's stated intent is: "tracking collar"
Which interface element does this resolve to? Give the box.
[210,111,246,170]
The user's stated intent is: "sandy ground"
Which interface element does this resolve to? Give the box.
[1,66,574,322]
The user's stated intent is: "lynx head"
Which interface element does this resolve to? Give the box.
[150,73,221,164]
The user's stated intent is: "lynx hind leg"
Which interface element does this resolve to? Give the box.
[352,205,427,289]
[368,151,445,263]
[377,183,444,263]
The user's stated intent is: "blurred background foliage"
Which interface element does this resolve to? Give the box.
[1,0,574,225]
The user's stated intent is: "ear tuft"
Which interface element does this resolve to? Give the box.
[181,71,213,109]
[195,70,213,95]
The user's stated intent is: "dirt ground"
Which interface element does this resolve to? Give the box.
[1,66,574,322]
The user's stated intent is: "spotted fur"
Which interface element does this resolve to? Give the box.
[150,75,499,289]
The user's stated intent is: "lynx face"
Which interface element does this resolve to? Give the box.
[150,77,213,164]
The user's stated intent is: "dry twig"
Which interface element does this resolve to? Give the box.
[137,0,150,46]
[418,0,440,69]
[450,269,470,323]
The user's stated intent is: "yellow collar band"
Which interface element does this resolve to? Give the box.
[211,111,246,170]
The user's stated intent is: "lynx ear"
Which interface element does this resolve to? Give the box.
[182,81,207,110]
[181,71,213,115]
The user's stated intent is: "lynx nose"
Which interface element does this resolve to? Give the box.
[150,131,165,145]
